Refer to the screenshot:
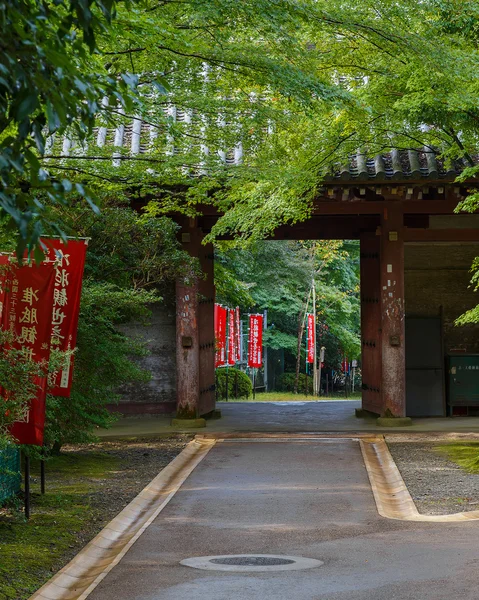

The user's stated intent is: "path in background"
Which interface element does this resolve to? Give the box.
[87,438,479,600]
[99,401,479,439]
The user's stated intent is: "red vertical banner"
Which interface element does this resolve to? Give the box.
[228,309,236,365]
[307,313,315,364]
[40,239,88,396]
[214,304,227,367]
[235,307,241,362]
[8,262,56,445]
[248,314,263,368]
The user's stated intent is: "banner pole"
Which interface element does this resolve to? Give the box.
[225,367,229,402]
[253,368,256,400]
[24,454,30,520]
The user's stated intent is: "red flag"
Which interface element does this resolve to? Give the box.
[248,314,263,368]
[307,313,315,364]
[228,309,236,365]
[40,239,88,396]
[7,262,56,445]
[214,304,227,367]
[235,307,241,362]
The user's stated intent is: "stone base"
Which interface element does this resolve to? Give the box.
[376,417,412,427]
[355,408,378,419]
[204,409,222,420]
[171,418,206,428]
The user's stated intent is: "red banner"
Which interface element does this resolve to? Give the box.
[307,313,315,364]
[228,309,236,365]
[235,307,241,362]
[214,304,227,367]
[8,262,56,445]
[248,314,263,368]
[40,239,88,396]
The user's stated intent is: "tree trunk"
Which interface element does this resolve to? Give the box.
[294,289,311,394]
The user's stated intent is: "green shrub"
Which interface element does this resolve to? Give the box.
[216,368,252,400]
[277,372,313,393]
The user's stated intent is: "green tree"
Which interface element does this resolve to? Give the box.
[0,331,40,447]
[215,239,360,378]
[41,206,194,450]
[0,0,142,253]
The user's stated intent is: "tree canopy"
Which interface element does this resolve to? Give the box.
[215,239,360,369]
[2,0,479,249]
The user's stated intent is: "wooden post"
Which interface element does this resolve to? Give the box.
[174,219,216,424]
[24,454,30,520]
[40,459,45,495]
[360,234,383,415]
[379,204,406,417]
[175,275,200,420]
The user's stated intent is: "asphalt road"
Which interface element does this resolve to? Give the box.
[88,438,479,599]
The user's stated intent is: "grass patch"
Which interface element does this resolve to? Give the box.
[436,442,479,474]
[223,391,362,402]
[0,451,119,600]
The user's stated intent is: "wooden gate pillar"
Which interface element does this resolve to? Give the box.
[360,234,383,415]
[174,219,216,425]
[379,204,406,417]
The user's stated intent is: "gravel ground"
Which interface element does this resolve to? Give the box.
[387,441,479,515]
[68,435,192,526]
[51,435,192,562]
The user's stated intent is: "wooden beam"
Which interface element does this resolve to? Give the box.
[405,229,479,242]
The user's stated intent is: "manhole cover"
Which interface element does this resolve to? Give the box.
[180,554,324,572]
[210,556,295,566]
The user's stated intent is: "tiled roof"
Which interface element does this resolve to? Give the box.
[325,149,476,182]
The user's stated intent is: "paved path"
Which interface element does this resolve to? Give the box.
[88,438,479,599]
[99,401,479,439]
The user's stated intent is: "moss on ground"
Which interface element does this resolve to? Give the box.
[0,451,119,600]
[436,442,479,474]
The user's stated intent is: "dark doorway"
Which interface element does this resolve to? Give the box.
[405,316,446,417]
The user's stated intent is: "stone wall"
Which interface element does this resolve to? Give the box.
[405,243,479,353]
[112,298,177,415]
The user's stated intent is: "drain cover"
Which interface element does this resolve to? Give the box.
[210,556,295,566]
[181,554,323,572]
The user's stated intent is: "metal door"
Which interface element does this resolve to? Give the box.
[405,317,445,417]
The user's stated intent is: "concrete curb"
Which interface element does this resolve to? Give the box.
[360,437,479,522]
[29,438,216,600]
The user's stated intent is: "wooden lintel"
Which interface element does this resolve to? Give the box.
[404,229,479,242]
[312,199,463,216]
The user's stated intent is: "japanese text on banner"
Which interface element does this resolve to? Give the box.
[40,239,88,396]
[248,314,263,368]
[228,309,236,365]
[307,313,315,364]
[8,262,56,445]
[214,304,227,367]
